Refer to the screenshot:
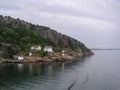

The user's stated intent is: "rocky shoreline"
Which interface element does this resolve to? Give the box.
[0,51,94,63]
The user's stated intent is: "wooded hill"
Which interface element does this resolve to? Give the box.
[0,15,91,58]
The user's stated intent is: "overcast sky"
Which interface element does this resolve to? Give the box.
[0,0,120,48]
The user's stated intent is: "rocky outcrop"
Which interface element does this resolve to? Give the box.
[0,15,93,58]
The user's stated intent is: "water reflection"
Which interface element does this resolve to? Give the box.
[0,58,87,79]
[18,63,24,70]
[62,63,65,71]
[2,53,119,90]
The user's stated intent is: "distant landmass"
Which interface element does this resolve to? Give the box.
[91,48,120,50]
[0,15,93,59]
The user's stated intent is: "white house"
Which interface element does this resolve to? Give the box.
[13,55,24,60]
[31,45,41,50]
[44,46,53,52]
[18,56,24,60]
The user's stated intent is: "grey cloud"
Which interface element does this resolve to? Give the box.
[23,0,120,25]
[1,0,119,23]
[0,0,27,10]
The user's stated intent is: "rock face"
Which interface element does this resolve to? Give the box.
[0,15,93,58]
[35,28,93,55]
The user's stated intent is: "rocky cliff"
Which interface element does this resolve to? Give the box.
[0,15,93,58]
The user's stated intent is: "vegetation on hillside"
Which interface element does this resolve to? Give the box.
[0,27,56,58]
[0,15,91,59]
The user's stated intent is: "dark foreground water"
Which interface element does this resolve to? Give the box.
[0,50,120,90]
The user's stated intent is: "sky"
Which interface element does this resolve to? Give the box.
[0,0,120,48]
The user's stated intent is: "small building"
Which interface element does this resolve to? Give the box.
[62,50,65,56]
[29,52,32,56]
[18,56,24,60]
[31,45,41,51]
[44,46,53,52]
[13,55,24,60]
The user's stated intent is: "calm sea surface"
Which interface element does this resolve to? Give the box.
[0,50,120,90]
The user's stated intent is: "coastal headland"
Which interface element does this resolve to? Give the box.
[0,15,94,63]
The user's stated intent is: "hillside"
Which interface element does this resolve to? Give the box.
[0,15,93,59]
